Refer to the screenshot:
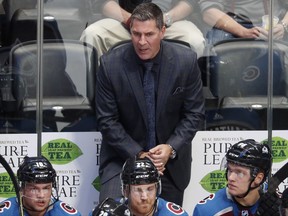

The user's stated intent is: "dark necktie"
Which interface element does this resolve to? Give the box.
[143,62,156,151]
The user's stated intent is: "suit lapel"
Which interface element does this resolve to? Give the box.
[157,44,174,120]
[122,42,175,127]
[123,50,148,127]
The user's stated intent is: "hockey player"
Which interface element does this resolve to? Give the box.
[120,157,188,216]
[193,139,273,216]
[0,156,81,216]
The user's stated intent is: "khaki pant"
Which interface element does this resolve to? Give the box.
[80,18,205,61]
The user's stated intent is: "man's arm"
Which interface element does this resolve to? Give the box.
[102,0,131,25]
[164,1,192,24]
[148,56,204,172]
[273,11,288,40]
[165,56,205,150]
[96,59,143,159]
[198,0,261,38]
[203,8,261,38]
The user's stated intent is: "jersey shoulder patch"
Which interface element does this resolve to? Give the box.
[0,200,12,213]
[166,202,185,215]
[59,201,78,215]
[198,193,215,204]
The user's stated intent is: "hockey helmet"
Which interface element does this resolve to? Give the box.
[225,139,272,178]
[17,156,56,186]
[121,157,161,195]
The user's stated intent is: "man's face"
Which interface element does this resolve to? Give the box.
[127,183,157,216]
[131,19,165,60]
[22,182,52,214]
[226,163,252,197]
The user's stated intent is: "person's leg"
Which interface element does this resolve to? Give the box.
[160,172,184,206]
[99,174,122,203]
[164,20,205,57]
[80,18,131,61]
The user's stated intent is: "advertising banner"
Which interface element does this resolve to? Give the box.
[0,134,37,199]
[0,132,101,216]
[41,132,101,215]
[0,131,287,215]
[183,131,288,215]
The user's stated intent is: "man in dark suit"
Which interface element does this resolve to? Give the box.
[96,2,205,206]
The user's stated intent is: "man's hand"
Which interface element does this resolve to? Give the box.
[146,144,172,175]
[238,26,261,38]
[273,24,285,39]
[137,150,166,175]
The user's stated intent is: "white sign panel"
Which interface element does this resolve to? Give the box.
[183,131,288,215]
[1,131,287,216]
[0,132,101,216]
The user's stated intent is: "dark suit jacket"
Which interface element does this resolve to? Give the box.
[96,40,205,191]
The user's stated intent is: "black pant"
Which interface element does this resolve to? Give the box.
[160,171,184,206]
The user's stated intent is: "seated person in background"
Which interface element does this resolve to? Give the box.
[89,197,131,216]
[198,0,288,45]
[80,0,205,58]
[0,156,81,216]
[192,139,281,216]
[120,157,189,216]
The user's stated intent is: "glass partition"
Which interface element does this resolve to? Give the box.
[0,0,98,133]
[0,0,287,134]
[196,0,288,134]
[0,0,288,215]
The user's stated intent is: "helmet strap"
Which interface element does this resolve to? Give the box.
[21,195,52,214]
[235,176,260,199]
[234,179,254,199]
[20,181,59,214]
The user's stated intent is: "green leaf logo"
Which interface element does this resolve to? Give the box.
[42,138,83,164]
[261,137,288,163]
[200,170,227,193]
[92,176,101,192]
[0,172,16,198]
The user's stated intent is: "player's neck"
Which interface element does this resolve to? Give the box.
[26,210,46,216]
[234,188,260,207]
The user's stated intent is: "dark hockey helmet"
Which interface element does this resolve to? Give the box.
[226,139,272,178]
[92,198,131,216]
[17,156,57,186]
[121,157,161,195]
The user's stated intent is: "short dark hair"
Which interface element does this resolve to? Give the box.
[130,2,164,30]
